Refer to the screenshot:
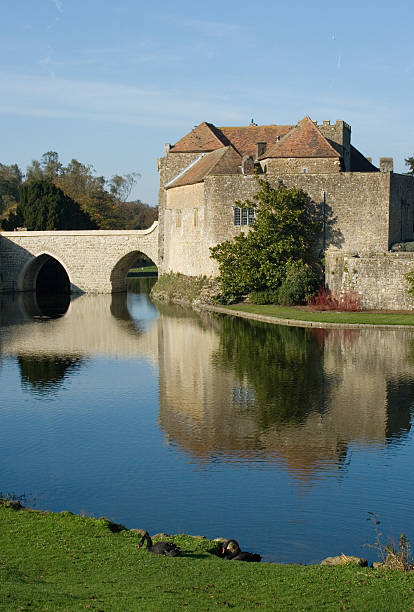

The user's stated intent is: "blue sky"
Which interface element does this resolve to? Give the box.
[1,0,414,205]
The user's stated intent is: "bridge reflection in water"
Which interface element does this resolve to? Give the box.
[1,291,413,480]
[1,289,414,564]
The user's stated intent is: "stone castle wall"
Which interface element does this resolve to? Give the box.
[262,157,341,174]
[202,172,396,255]
[325,251,414,310]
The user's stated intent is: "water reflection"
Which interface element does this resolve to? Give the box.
[1,289,414,563]
[18,355,84,395]
[156,306,414,480]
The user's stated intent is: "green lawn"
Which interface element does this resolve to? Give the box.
[223,303,414,326]
[1,504,414,611]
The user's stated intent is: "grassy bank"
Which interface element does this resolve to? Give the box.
[223,303,414,326]
[1,504,413,611]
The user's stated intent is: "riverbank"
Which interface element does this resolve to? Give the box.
[199,303,414,329]
[1,502,413,611]
[150,274,414,329]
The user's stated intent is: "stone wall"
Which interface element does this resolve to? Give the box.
[0,224,159,294]
[262,157,341,174]
[203,172,396,257]
[325,250,414,310]
[158,152,201,269]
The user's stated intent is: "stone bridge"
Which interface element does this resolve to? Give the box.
[0,222,158,293]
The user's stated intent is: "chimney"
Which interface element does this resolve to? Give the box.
[241,156,255,174]
[164,143,171,154]
[380,157,393,172]
[256,142,267,158]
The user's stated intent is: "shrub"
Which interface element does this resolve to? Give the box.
[309,287,361,311]
[210,180,321,301]
[276,261,320,305]
[248,290,280,304]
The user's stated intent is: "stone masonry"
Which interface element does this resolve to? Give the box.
[0,224,158,294]
[157,117,414,309]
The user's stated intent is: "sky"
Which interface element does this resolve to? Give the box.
[2,0,414,206]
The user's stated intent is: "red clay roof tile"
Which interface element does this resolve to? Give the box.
[261,117,340,159]
[166,146,242,189]
[170,122,227,152]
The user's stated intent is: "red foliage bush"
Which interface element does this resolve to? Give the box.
[308,287,361,312]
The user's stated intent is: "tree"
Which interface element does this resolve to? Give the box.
[0,163,23,213]
[109,172,141,202]
[405,157,414,176]
[210,179,321,302]
[19,179,97,230]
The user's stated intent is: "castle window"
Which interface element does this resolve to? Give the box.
[194,208,198,227]
[302,167,307,174]
[234,207,255,226]
[234,207,241,225]
[175,209,181,228]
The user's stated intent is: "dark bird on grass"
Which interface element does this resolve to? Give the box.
[222,539,261,562]
[137,531,182,556]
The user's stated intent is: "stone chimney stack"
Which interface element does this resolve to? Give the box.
[380,157,393,172]
[256,142,267,159]
[241,155,255,174]
[164,143,171,154]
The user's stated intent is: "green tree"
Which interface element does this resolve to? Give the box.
[210,179,321,302]
[0,163,23,212]
[19,179,97,230]
[405,157,414,176]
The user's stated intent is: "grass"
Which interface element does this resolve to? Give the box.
[127,265,158,277]
[1,504,414,611]
[223,303,414,326]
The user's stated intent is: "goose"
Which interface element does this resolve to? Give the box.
[137,531,182,556]
[222,539,261,562]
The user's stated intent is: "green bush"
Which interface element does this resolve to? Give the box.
[210,179,321,302]
[248,290,280,304]
[276,262,320,305]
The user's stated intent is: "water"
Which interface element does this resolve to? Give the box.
[1,280,414,564]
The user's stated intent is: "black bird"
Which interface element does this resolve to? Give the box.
[137,531,182,556]
[222,539,261,562]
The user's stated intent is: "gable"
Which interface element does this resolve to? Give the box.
[170,122,227,153]
[166,146,242,189]
[261,117,340,159]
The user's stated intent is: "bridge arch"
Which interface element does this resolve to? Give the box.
[18,252,71,293]
[110,250,158,293]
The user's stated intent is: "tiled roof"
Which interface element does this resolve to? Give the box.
[170,122,227,152]
[260,116,340,159]
[166,146,242,189]
[219,125,292,157]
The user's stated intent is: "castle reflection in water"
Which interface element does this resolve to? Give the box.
[1,287,413,483]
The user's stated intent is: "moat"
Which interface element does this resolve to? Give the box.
[1,279,414,564]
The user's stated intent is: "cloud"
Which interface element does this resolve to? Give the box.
[0,71,244,128]
[51,0,63,13]
[155,14,242,38]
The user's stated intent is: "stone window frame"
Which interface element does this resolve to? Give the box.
[175,209,181,228]
[234,206,255,226]
[194,208,199,227]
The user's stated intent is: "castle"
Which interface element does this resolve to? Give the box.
[157,116,414,309]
